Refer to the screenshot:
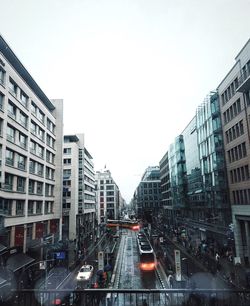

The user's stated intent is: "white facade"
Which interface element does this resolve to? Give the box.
[63,134,96,249]
[95,170,121,236]
[0,35,63,253]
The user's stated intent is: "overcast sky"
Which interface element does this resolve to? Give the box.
[1,0,250,203]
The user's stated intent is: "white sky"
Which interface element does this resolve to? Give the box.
[1,0,250,203]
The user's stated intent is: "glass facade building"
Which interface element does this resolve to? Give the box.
[196,92,230,225]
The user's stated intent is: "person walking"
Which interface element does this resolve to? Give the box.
[215,252,221,272]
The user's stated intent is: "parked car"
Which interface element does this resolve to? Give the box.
[76,265,94,281]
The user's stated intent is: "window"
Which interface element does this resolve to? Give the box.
[30,140,36,154]
[4,173,13,190]
[9,78,17,96]
[64,148,71,154]
[0,199,12,215]
[31,101,36,114]
[29,160,35,173]
[8,101,16,119]
[19,111,28,128]
[0,92,4,110]
[29,180,35,194]
[47,118,55,134]
[30,121,36,134]
[38,127,44,141]
[28,201,34,215]
[36,201,42,214]
[63,158,71,165]
[16,200,24,216]
[5,149,14,166]
[0,67,5,85]
[37,181,43,195]
[19,132,27,149]
[17,154,26,170]
[17,176,25,192]
[37,145,44,158]
[63,169,71,177]
[38,110,44,123]
[45,201,52,214]
[20,90,28,107]
[0,118,3,136]
[37,163,44,176]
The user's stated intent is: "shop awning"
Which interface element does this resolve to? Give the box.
[0,244,7,253]
[6,253,35,272]
[0,276,7,286]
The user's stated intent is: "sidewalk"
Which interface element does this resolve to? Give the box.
[154,227,248,290]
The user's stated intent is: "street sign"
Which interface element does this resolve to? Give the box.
[98,251,104,270]
[174,249,181,281]
[39,261,46,270]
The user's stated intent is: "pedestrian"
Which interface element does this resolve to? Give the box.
[168,274,174,288]
[142,299,148,306]
[215,252,220,262]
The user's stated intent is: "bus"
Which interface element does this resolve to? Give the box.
[106,219,140,231]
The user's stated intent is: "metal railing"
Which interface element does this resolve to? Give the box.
[3,288,250,306]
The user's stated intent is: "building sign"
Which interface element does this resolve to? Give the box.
[174,249,181,281]
[54,252,66,260]
[98,251,104,270]
[40,261,46,270]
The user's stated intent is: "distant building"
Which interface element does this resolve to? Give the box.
[95,170,121,236]
[217,39,250,264]
[62,134,96,250]
[0,35,63,258]
[134,166,162,219]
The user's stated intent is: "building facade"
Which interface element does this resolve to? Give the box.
[62,134,96,251]
[218,39,250,264]
[134,166,162,219]
[0,35,63,259]
[95,170,121,237]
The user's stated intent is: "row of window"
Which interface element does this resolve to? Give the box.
[223,98,241,124]
[29,159,55,179]
[225,120,244,144]
[2,173,54,196]
[63,169,71,176]
[221,77,238,106]
[0,72,56,133]
[6,123,56,164]
[63,148,71,154]
[232,189,250,205]
[100,185,115,190]
[142,189,159,194]
[227,142,247,163]
[100,179,113,184]
[0,199,53,216]
[143,182,159,188]
[230,164,249,184]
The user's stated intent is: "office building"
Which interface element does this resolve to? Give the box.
[62,134,96,250]
[0,35,63,260]
[218,39,250,264]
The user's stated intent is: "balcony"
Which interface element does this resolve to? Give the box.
[236,68,250,93]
